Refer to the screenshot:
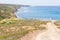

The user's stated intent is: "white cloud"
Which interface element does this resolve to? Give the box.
[0,0,60,6]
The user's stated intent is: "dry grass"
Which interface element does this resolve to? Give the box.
[54,21,60,29]
[0,18,49,40]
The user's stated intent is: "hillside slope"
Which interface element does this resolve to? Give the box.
[0,4,20,20]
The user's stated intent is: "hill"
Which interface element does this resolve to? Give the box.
[0,4,21,20]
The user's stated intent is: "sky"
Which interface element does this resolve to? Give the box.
[0,0,60,6]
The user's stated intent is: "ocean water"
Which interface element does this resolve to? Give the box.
[16,6,60,20]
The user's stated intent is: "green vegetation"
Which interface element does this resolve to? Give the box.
[54,21,60,26]
[54,21,60,29]
[0,18,48,40]
[0,6,16,20]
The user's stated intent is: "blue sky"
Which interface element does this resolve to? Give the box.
[0,0,60,6]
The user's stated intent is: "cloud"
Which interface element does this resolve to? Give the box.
[0,0,60,6]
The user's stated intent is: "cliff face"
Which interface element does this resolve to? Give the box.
[0,4,20,20]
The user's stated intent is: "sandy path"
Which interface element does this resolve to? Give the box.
[20,21,60,40]
[20,30,46,40]
[35,22,60,40]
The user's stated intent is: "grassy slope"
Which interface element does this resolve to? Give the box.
[0,18,60,40]
[54,21,60,29]
[0,5,17,20]
[0,18,49,40]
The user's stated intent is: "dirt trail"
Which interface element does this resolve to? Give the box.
[35,21,60,40]
[20,21,60,40]
[20,30,46,40]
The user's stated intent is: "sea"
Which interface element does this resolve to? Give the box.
[15,6,60,20]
